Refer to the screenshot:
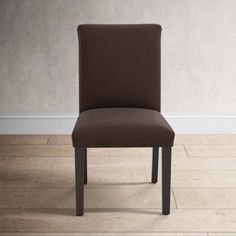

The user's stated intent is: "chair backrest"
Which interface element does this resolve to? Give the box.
[78,24,162,113]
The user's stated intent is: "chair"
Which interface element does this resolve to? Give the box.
[72,24,175,216]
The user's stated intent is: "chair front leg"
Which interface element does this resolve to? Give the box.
[75,147,85,216]
[162,147,172,215]
[152,146,159,183]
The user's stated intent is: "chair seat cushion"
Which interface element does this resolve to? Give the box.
[72,108,175,147]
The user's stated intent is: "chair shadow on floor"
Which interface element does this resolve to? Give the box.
[38,208,163,216]
[87,181,152,187]
[85,208,163,215]
[55,181,162,216]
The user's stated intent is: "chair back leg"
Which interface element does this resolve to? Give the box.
[75,147,85,216]
[162,147,172,215]
[84,148,87,184]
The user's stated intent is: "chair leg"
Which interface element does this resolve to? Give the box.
[152,146,159,183]
[75,147,85,216]
[162,147,172,215]
[84,148,87,184]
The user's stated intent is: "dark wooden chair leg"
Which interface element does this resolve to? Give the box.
[75,147,85,216]
[162,147,172,215]
[152,146,159,183]
[84,148,87,184]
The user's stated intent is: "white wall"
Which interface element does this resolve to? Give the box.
[0,0,236,133]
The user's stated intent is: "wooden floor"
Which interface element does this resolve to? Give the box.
[0,135,236,236]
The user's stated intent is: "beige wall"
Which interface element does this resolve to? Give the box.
[0,0,236,113]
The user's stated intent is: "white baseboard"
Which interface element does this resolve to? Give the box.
[0,113,236,134]
[0,113,78,134]
[165,113,236,134]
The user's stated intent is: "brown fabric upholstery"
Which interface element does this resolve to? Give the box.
[72,108,174,147]
[78,24,161,112]
[72,24,175,147]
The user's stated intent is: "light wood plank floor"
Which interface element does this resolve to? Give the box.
[0,135,236,235]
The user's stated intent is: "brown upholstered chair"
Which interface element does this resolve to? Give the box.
[72,24,175,216]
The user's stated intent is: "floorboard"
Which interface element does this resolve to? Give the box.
[0,135,236,234]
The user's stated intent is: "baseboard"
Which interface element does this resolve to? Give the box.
[165,113,236,134]
[0,113,78,134]
[0,113,236,134]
